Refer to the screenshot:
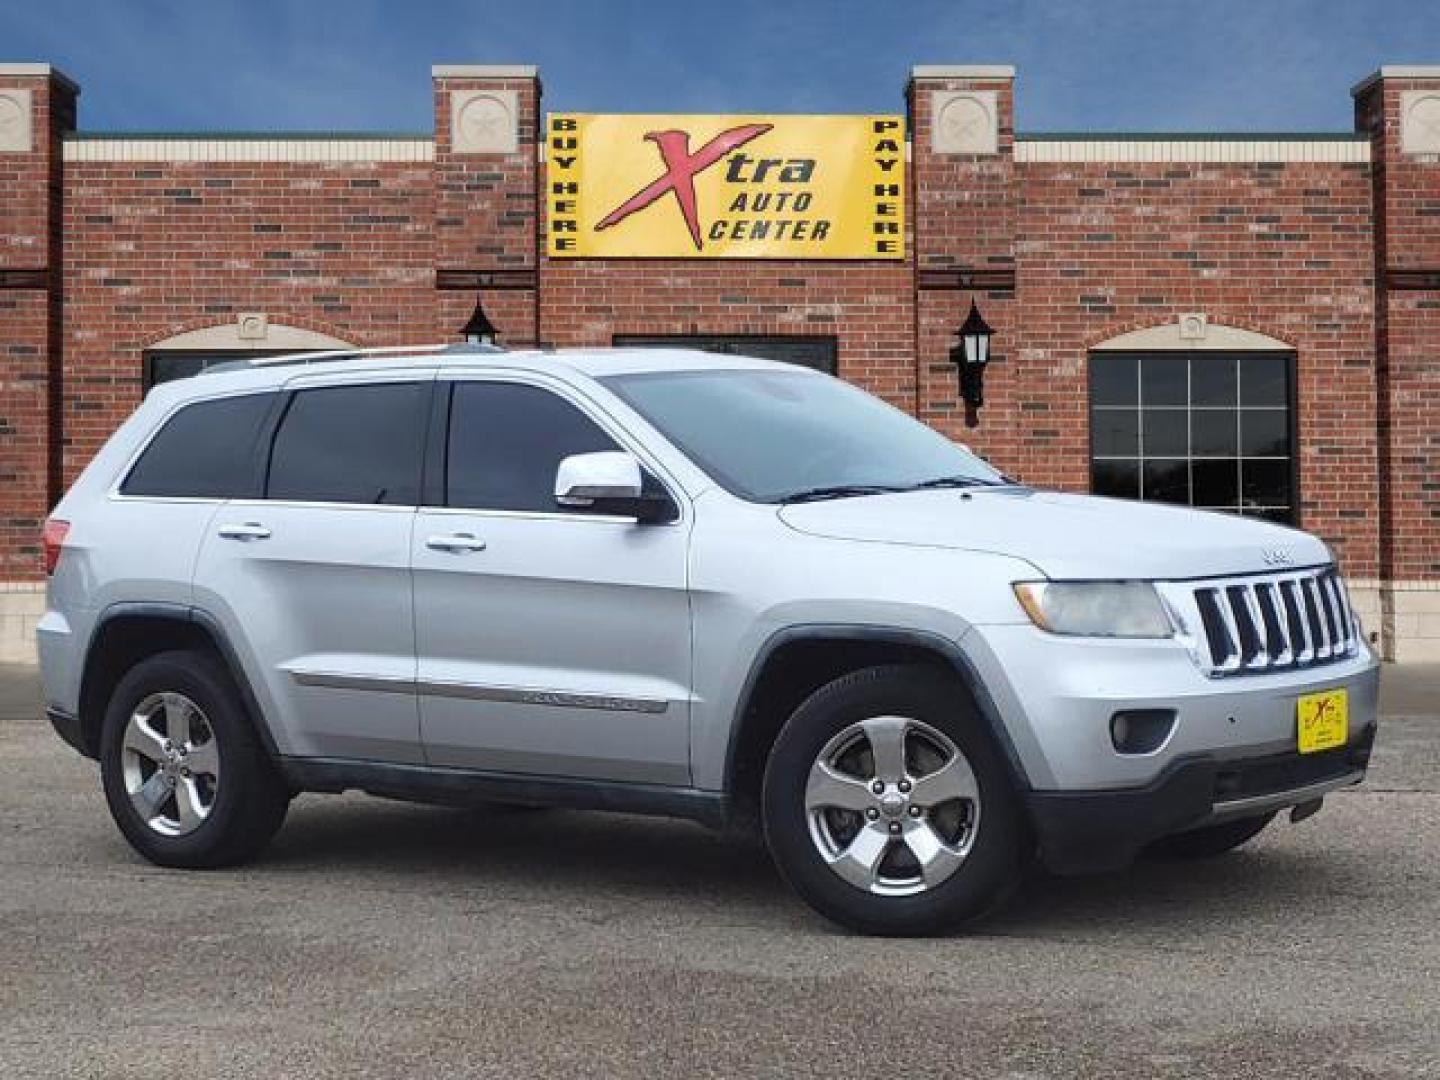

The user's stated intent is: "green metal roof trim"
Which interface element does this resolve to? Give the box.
[1018,131,1370,142]
[66,131,433,141]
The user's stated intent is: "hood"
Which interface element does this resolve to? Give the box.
[778,488,1331,580]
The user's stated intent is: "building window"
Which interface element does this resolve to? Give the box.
[613,335,837,375]
[1089,351,1296,524]
[143,350,293,391]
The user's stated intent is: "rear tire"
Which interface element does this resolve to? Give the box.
[99,650,290,868]
[762,664,1027,936]
[1145,812,1275,860]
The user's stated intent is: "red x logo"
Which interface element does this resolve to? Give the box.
[595,123,773,251]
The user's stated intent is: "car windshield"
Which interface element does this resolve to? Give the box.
[601,368,1006,503]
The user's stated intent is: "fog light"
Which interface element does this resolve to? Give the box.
[1110,709,1175,755]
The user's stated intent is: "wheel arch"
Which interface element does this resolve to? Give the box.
[721,625,1032,830]
[77,603,278,761]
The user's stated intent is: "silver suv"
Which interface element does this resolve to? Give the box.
[38,345,1379,935]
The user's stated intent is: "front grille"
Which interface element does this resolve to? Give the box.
[1162,566,1361,677]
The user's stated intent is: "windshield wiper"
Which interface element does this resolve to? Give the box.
[779,484,906,504]
[908,475,1010,491]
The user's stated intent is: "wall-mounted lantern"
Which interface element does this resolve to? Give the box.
[461,296,498,346]
[949,300,994,425]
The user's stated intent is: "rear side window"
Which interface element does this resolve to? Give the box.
[266,382,428,505]
[446,382,620,511]
[122,393,274,498]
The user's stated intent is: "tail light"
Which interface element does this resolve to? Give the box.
[42,518,70,575]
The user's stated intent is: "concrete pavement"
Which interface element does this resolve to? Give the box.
[1,663,1436,1078]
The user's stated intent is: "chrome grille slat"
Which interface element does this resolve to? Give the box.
[1335,576,1357,647]
[1284,577,1315,663]
[1304,577,1333,659]
[1211,589,1245,672]
[1239,584,1270,668]
[1324,575,1351,652]
[1183,567,1357,678]
[1257,582,1292,665]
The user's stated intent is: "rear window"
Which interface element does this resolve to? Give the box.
[121,393,274,498]
[266,382,428,505]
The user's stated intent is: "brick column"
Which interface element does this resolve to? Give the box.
[0,63,74,658]
[432,64,541,346]
[0,64,76,583]
[908,66,1021,464]
[1355,66,1440,660]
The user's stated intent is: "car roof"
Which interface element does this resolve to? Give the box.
[152,345,810,405]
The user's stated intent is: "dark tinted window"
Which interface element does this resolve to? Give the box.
[143,350,292,391]
[266,383,427,505]
[122,393,273,498]
[1089,351,1295,523]
[446,382,619,511]
[614,335,837,374]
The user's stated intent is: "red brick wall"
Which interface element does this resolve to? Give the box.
[60,158,439,480]
[911,73,1380,579]
[537,258,916,409]
[0,70,73,580]
[1013,157,1377,577]
[1357,75,1440,584]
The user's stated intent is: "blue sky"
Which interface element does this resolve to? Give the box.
[4,0,1438,133]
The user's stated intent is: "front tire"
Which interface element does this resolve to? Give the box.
[762,664,1027,936]
[100,650,290,868]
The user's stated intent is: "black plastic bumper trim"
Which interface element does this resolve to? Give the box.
[1025,725,1376,875]
[280,757,730,828]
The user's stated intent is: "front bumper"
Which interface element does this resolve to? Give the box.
[963,623,1380,790]
[1025,726,1374,873]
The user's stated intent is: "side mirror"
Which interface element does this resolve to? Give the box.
[554,452,674,523]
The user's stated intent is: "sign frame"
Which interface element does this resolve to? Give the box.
[546,113,906,261]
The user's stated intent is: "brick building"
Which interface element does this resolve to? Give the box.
[1,61,1437,660]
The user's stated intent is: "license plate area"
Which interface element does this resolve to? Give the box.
[1297,688,1348,754]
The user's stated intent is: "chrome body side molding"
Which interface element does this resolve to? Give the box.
[290,669,670,714]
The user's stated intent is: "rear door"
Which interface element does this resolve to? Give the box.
[411,375,693,784]
[192,373,433,763]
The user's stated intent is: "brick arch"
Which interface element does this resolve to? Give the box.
[140,314,361,352]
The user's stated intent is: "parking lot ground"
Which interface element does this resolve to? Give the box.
[2,662,1437,1079]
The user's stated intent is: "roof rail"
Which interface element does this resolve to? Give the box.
[202,341,504,376]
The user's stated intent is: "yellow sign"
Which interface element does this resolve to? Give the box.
[1296,688,1348,754]
[546,113,905,260]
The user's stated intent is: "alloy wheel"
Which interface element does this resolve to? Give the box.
[119,691,221,837]
[804,715,980,896]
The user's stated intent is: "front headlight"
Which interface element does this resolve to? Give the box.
[1013,581,1174,639]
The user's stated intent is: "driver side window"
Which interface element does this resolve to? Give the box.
[444,382,621,512]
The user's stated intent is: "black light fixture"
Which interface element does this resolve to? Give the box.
[461,295,498,346]
[949,300,994,424]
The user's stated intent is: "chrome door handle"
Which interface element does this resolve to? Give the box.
[425,532,487,553]
[217,522,272,541]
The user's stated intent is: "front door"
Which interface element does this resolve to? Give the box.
[412,377,693,785]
